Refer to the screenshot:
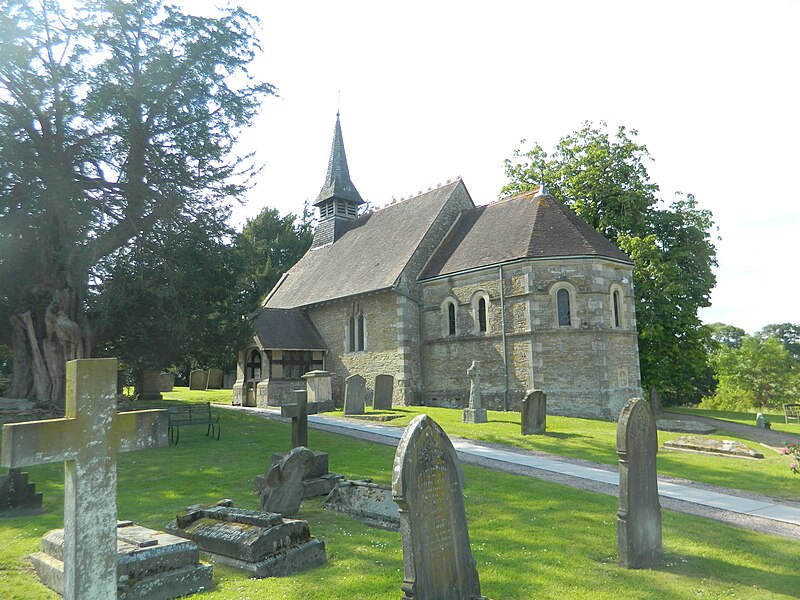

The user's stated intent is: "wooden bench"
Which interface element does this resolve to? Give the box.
[165,402,221,444]
[784,403,800,424]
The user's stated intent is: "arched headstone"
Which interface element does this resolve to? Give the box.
[344,375,366,415]
[617,397,662,568]
[392,415,485,600]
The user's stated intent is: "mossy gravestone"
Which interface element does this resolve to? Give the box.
[0,358,168,600]
[392,414,485,600]
[617,397,662,569]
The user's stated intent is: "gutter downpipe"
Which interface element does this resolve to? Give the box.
[499,265,509,412]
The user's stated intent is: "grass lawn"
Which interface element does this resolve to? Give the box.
[667,407,800,437]
[0,408,798,599]
[324,405,800,500]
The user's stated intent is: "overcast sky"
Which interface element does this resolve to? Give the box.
[178,0,798,334]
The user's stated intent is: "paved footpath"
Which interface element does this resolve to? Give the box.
[225,405,800,540]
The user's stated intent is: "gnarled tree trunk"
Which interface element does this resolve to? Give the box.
[7,288,91,408]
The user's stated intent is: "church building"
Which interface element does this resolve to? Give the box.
[233,115,643,420]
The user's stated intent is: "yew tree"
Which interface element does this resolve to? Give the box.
[0,0,273,405]
[503,123,718,404]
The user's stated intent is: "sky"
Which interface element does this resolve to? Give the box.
[177,0,798,334]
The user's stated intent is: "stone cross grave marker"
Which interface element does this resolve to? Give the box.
[280,389,321,448]
[0,358,168,600]
[521,389,546,435]
[344,374,366,415]
[462,360,487,424]
[617,397,662,569]
[373,374,394,411]
[0,467,43,516]
[392,414,485,600]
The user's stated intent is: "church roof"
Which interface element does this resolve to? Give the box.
[265,180,467,309]
[420,188,631,279]
[314,113,364,207]
[252,308,326,350]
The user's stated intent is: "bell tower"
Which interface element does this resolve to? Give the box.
[311,113,364,248]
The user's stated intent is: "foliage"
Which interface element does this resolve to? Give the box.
[502,122,717,404]
[235,206,312,309]
[707,322,746,349]
[0,0,273,403]
[758,323,800,360]
[706,334,798,409]
[2,409,799,599]
[89,210,252,373]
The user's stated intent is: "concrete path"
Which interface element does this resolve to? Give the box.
[226,405,800,540]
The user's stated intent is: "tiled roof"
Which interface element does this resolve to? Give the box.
[420,189,631,279]
[252,308,326,350]
[314,113,363,206]
[265,180,466,309]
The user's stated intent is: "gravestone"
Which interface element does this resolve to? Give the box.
[0,468,43,516]
[281,389,321,448]
[521,389,546,435]
[0,358,168,600]
[392,414,485,600]
[138,369,163,401]
[755,412,766,429]
[189,369,208,390]
[373,374,394,411]
[159,372,175,393]
[649,386,663,416]
[344,374,366,415]
[166,499,326,578]
[323,480,400,531]
[302,370,334,411]
[462,360,487,424]
[617,397,662,569]
[255,446,315,516]
[30,521,211,599]
[206,368,223,390]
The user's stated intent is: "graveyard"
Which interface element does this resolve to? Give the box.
[1,387,799,599]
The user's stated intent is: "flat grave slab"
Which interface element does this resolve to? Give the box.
[323,480,400,531]
[663,436,764,459]
[165,500,326,578]
[29,521,212,600]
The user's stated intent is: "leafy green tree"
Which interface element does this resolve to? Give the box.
[236,207,313,309]
[712,335,797,408]
[758,323,800,361]
[707,323,746,349]
[89,209,252,378]
[0,0,272,405]
[503,122,717,404]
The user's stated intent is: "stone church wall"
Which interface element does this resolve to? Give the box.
[420,257,642,419]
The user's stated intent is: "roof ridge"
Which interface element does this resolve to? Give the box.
[381,177,462,209]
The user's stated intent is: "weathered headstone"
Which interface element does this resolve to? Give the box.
[617,397,662,569]
[462,360,487,424]
[30,521,212,599]
[521,389,546,435]
[649,386,663,416]
[138,369,163,401]
[755,412,766,429]
[323,480,400,531]
[206,368,223,390]
[166,499,326,578]
[0,358,168,600]
[255,446,315,516]
[373,374,394,411]
[159,372,175,393]
[189,369,208,391]
[0,468,43,516]
[302,370,333,411]
[344,374,366,415]
[392,414,485,600]
[281,389,321,448]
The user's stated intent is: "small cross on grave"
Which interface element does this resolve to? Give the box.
[0,358,168,600]
[280,389,322,448]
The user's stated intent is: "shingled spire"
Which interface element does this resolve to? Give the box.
[312,113,364,248]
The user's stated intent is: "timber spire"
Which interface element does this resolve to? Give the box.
[311,113,364,248]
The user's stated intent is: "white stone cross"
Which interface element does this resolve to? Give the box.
[1,358,168,600]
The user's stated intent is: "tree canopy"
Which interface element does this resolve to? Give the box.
[0,0,273,405]
[502,122,718,404]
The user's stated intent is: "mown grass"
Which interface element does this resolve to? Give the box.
[667,406,800,436]
[1,408,798,599]
[326,405,800,500]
